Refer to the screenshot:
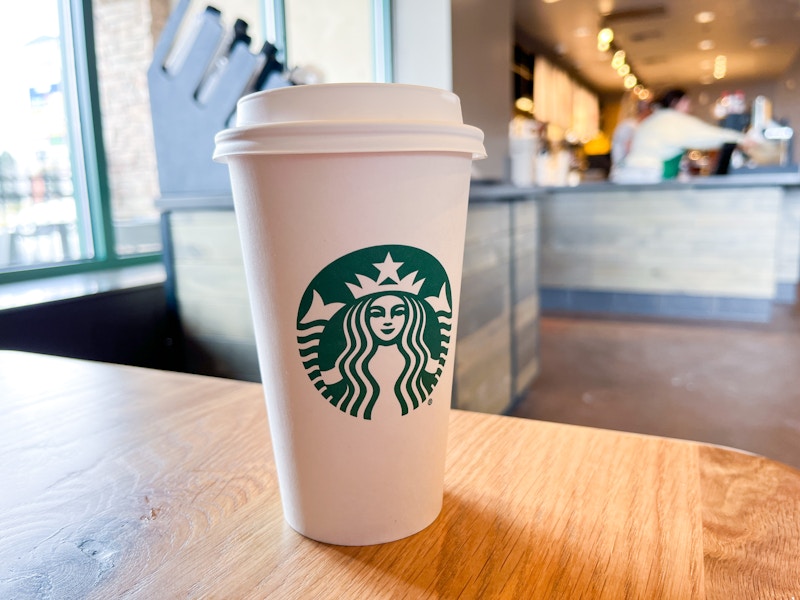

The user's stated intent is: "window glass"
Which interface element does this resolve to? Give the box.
[284,0,375,83]
[0,0,275,277]
[92,0,163,255]
[92,0,266,256]
[0,0,93,270]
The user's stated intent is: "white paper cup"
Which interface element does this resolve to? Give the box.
[214,83,485,545]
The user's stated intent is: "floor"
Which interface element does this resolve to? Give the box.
[510,304,800,471]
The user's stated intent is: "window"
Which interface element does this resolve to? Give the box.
[283,0,391,83]
[0,0,391,284]
[0,0,161,283]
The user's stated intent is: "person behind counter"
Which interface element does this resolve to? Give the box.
[611,88,747,183]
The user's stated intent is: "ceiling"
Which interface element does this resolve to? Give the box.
[514,0,800,96]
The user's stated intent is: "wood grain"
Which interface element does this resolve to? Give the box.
[776,189,800,285]
[457,202,513,413]
[2,351,799,598]
[168,210,259,380]
[539,187,782,297]
[699,446,800,599]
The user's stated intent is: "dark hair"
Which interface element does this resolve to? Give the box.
[657,88,687,109]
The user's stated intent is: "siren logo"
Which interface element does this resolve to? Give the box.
[297,245,452,420]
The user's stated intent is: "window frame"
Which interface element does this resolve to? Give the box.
[0,0,160,285]
[372,0,393,83]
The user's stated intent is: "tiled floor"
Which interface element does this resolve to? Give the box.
[510,305,800,470]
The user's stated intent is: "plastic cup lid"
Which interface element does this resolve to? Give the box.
[214,83,486,161]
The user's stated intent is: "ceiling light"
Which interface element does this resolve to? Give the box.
[698,40,715,51]
[515,97,534,112]
[713,54,727,79]
[623,74,637,89]
[542,0,562,3]
[611,50,626,69]
[694,11,715,24]
[598,0,614,15]
[597,27,614,46]
[617,64,631,76]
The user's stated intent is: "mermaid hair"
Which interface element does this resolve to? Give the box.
[393,295,434,414]
[335,299,380,419]
[333,293,434,419]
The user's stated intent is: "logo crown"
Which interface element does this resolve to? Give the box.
[345,252,425,299]
[346,271,425,299]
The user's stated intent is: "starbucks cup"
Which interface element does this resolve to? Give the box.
[214,83,485,545]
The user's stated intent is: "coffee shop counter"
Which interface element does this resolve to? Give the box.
[157,190,540,415]
[471,173,800,323]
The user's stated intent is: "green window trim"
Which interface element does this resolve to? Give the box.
[0,253,162,285]
[373,0,393,83]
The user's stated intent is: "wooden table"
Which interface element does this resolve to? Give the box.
[1,351,798,598]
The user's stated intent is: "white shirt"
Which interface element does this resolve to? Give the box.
[625,108,744,169]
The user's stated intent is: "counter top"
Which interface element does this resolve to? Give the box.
[2,351,798,598]
[470,168,800,199]
[155,169,800,210]
[0,264,165,312]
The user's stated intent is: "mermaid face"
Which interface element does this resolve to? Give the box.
[368,295,407,343]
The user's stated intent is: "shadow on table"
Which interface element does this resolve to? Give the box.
[321,491,638,598]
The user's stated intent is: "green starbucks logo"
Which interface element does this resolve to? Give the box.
[297,245,452,420]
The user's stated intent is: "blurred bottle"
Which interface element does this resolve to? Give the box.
[509,116,539,187]
[717,90,749,132]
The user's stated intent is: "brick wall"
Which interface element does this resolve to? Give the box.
[92,0,163,220]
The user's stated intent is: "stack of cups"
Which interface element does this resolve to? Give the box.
[214,83,486,545]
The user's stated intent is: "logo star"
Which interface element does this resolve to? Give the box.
[373,252,404,284]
